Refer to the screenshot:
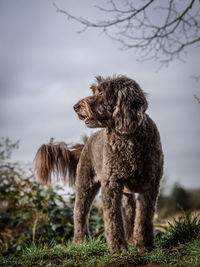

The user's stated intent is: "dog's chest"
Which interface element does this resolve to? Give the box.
[104,135,140,179]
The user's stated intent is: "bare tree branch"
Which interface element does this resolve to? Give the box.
[194,94,200,103]
[54,0,200,66]
[191,75,200,104]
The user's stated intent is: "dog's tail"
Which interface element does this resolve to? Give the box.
[34,137,87,186]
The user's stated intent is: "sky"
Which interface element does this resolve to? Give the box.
[0,0,200,190]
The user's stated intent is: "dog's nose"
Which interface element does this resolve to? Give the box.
[73,104,80,112]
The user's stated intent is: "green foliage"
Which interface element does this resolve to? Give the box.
[66,236,108,257]
[156,212,200,248]
[182,240,200,267]
[184,239,200,257]
[0,166,74,254]
[143,247,170,264]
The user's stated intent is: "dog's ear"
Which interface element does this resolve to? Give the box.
[113,82,148,134]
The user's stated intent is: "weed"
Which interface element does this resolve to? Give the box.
[156,212,200,248]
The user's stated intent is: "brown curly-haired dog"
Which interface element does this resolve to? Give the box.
[35,75,164,253]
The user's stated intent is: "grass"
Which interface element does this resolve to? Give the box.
[1,239,200,266]
[156,212,200,248]
[1,212,200,267]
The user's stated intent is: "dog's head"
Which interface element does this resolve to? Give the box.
[73,75,148,134]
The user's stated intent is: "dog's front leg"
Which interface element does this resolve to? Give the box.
[102,179,127,253]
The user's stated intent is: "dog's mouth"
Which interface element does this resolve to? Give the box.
[78,115,95,125]
[84,117,95,125]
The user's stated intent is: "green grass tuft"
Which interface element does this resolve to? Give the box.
[184,239,200,256]
[156,212,200,248]
[65,236,108,257]
[143,247,169,264]
[180,239,200,267]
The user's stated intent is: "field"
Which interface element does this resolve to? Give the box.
[1,238,200,266]
[1,214,200,267]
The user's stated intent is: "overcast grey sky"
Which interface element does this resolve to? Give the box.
[0,0,199,189]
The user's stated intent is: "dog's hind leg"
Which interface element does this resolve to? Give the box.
[134,187,159,253]
[73,154,100,244]
[102,179,128,253]
[122,192,136,243]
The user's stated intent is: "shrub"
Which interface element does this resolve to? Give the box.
[156,212,200,248]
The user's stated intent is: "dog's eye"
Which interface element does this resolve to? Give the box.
[99,91,104,96]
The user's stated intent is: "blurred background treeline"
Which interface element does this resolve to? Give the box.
[0,137,199,255]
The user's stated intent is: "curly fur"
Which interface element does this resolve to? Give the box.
[34,75,164,253]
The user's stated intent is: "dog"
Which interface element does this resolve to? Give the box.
[35,75,164,253]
